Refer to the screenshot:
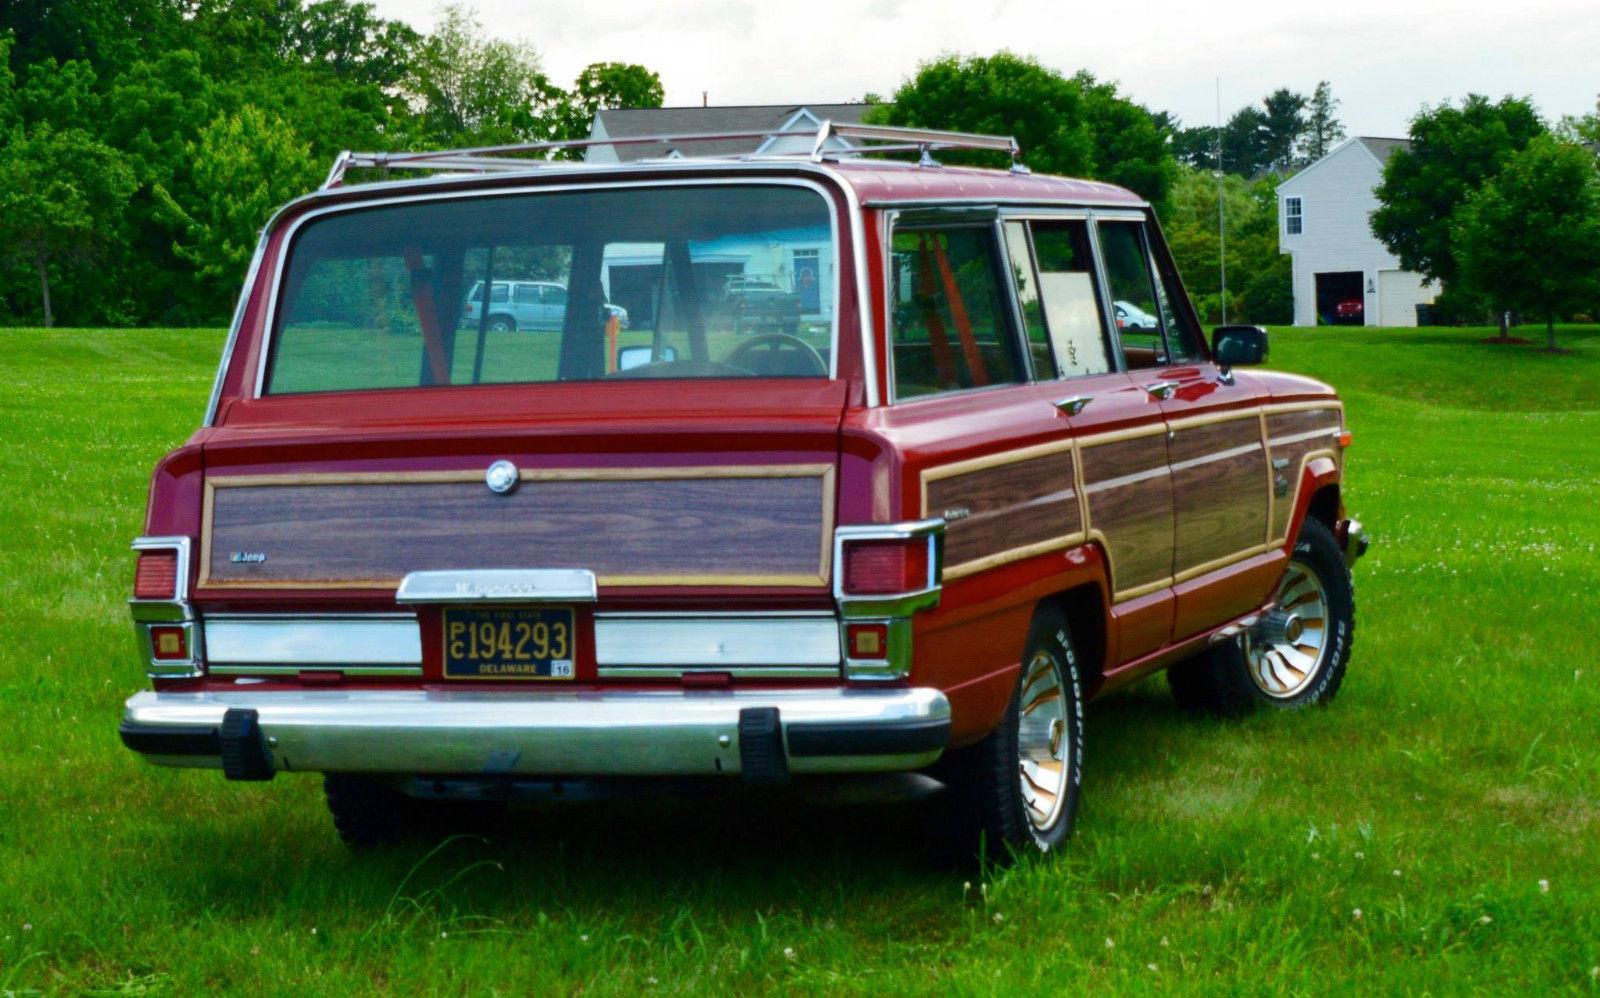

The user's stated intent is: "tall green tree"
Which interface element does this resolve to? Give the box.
[155,106,319,319]
[554,62,664,142]
[404,3,558,145]
[1259,87,1308,172]
[869,53,1175,209]
[1300,80,1345,162]
[1370,94,1546,288]
[0,125,136,326]
[1452,135,1600,351]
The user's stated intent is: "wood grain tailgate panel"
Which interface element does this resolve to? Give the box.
[202,468,833,588]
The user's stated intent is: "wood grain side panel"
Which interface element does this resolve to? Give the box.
[1266,408,1342,541]
[1080,435,1173,597]
[1170,417,1269,573]
[204,472,830,587]
[925,449,1081,572]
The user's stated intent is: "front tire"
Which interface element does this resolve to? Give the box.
[487,315,515,332]
[1168,517,1355,716]
[940,607,1085,859]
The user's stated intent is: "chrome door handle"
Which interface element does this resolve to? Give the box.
[1053,394,1092,416]
[1143,380,1180,400]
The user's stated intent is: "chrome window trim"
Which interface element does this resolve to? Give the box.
[252,176,845,399]
[814,163,880,407]
[862,196,1150,211]
[203,231,271,426]
[593,612,841,670]
[203,614,422,668]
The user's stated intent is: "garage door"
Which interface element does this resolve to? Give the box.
[1378,270,1428,327]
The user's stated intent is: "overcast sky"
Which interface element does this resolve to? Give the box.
[371,0,1598,137]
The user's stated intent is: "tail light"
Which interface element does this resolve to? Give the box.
[134,549,179,599]
[130,537,199,678]
[842,539,930,596]
[832,520,944,682]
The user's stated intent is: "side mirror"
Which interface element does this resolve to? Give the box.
[616,344,677,371]
[1212,325,1269,366]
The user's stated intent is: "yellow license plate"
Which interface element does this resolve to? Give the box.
[442,607,576,680]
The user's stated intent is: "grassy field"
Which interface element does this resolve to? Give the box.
[1,324,1597,994]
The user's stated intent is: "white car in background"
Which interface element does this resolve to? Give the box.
[1113,300,1159,331]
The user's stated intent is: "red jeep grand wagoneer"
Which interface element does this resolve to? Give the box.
[119,124,1367,856]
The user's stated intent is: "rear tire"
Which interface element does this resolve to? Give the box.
[939,607,1085,861]
[1168,517,1355,716]
[324,773,413,848]
[487,315,515,332]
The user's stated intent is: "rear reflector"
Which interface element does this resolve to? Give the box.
[842,540,929,596]
[134,550,179,600]
[149,625,188,661]
[846,622,889,659]
[1338,431,1354,448]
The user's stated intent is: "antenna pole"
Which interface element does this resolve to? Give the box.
[1216,77,1228,326]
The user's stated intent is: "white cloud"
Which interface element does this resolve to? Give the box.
[372,0,1599,136]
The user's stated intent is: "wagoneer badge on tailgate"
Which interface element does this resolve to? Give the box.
[485,460,519,495]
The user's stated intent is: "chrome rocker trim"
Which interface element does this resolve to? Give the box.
[120,687,950,780]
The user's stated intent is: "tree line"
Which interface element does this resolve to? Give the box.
[0,1,663,327]
[5,9,1594,337]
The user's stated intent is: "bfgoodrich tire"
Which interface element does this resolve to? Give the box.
[1168,517,1355,716]
[939,607,1085,860]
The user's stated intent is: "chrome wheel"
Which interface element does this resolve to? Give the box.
[1016,650,1071,832]
[1247,559,1330,698]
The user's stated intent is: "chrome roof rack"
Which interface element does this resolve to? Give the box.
[320,121,1025,188]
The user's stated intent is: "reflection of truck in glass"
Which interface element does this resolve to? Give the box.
[464,280,628,332]
[723,274,802,333]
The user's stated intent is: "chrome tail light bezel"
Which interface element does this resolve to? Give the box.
[129,536,203,679]
[832,519,945,681]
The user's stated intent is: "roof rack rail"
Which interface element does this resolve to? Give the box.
[321,121,1026,188]
[808,122,1026,172]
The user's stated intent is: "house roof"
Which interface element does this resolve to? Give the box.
[588,104,879,161]
[1354,136,1410,164]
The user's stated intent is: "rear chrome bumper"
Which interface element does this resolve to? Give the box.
[119,687,950,781]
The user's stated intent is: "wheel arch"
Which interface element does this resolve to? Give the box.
[1037,582,1109,697]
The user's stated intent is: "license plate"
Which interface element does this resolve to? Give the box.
[441,606,576,680]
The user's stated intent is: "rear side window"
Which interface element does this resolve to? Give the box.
[1030,220,1111,378]
[888,225,1024,400]
[265,184,837,395]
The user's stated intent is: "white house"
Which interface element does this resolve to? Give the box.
[1277,137,1438,327]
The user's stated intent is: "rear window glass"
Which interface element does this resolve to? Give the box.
[265,185,836,394]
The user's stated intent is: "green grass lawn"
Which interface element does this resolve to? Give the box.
[1,324,1597,994]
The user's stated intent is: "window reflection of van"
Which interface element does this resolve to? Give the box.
[463,280,628,332]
